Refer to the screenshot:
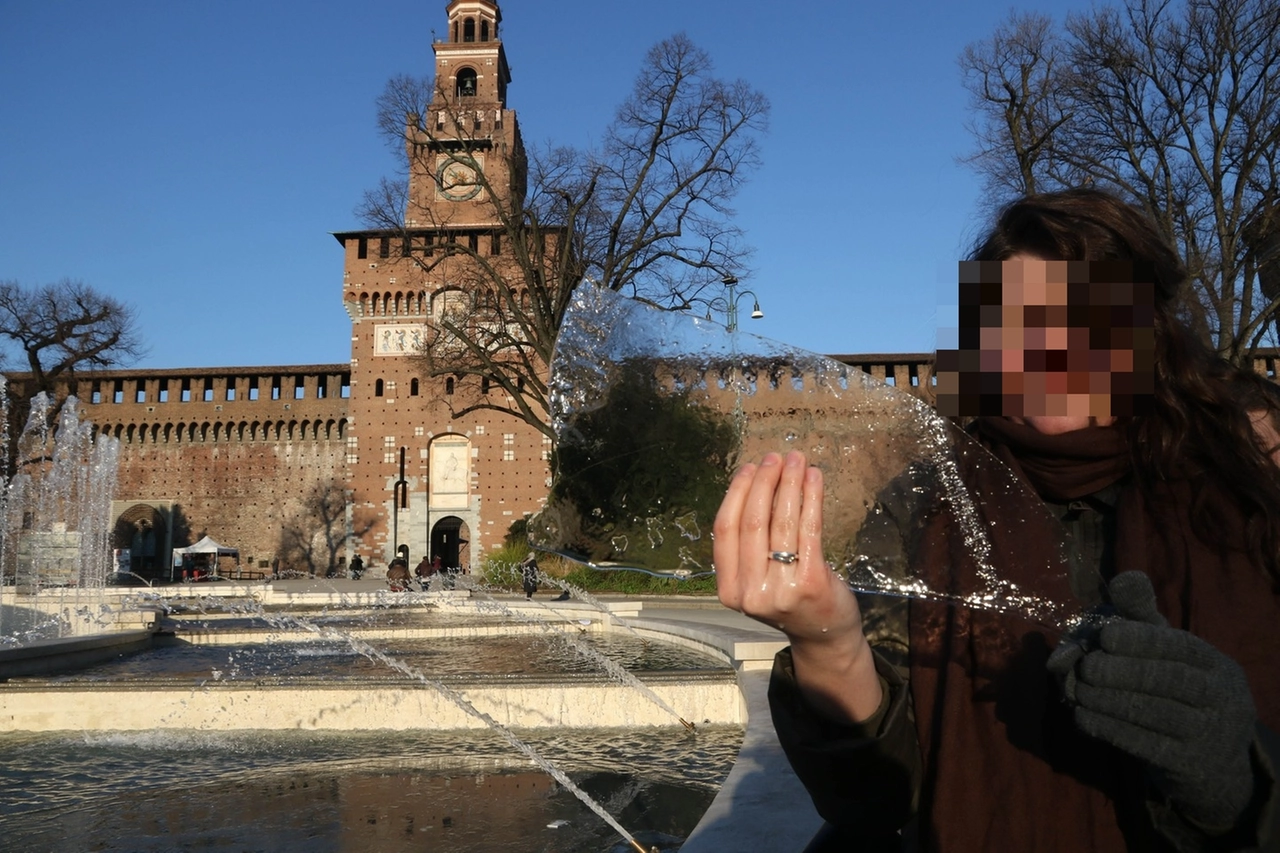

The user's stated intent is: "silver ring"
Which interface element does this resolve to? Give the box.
[768,551,799,564]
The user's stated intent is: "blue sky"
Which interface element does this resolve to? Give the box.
[1,0,1088,370]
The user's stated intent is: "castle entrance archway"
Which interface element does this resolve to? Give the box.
[112,504,168,579]
[430,516,471,571]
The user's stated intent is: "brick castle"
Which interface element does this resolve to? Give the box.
[13,1,1276,580]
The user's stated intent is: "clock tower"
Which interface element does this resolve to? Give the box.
[406,0,526,228]
[334,0,548,574]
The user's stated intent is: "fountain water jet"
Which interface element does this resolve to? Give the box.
[0,389,122,645]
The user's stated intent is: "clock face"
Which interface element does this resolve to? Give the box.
[436,156,483,201]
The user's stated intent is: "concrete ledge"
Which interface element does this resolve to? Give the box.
[0,630,155,680]
[0,671,740,732]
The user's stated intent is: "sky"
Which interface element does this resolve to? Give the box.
[0,0,1092,371]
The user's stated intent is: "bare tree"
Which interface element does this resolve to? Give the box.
[358,34,769,435]
[960,0,1280,362]
[0,279,146,471]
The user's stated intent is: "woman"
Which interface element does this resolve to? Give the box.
[715,189,1280,851]
[520,552,540,600]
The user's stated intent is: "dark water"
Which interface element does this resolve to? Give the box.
[35,633,730,683]
[0,726,743,852]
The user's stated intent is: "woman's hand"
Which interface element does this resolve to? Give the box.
[715,450,883,723]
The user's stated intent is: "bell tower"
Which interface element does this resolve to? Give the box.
[335,0,548,572]
[405,0,525,228]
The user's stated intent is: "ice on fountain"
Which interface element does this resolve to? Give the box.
[529,285,1082,631]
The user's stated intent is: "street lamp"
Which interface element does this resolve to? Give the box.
[706,274,764,332]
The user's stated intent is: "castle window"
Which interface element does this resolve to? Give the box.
[203,381,214,402]
[491,233,501,255]
[91,383,101,404]
[317,376,328,399]
[113,380,123,404]
[248,378,259,401]
[226,381,236,401]
[410,378,419,396]
[457,68,477,98]
[271,376,282,400]
[480,20,489,41]
[357,237,368,259]
[158,381,168,403]
[445,377,455,396]
[401,236,412,257]
[135,386,146,403]
[379,236,390,258]
[468,233,479,252]
[481,376,491,395]
[181,378,191,402]
[375,379,385,397]
[340,377,351,398]
[294,381,306,400]
[463,17,475,42]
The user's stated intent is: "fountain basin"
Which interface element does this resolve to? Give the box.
[1,671,740,732]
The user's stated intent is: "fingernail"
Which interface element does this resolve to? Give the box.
[760,453,781,467]
[785,451,803,468]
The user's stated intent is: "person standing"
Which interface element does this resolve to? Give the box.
[520,552,539,600]
[715,189,1280,851]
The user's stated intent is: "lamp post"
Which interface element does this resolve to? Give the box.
[707,274,764,332]
[391,446,408,565]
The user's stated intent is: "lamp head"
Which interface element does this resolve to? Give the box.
[750,301,764,320]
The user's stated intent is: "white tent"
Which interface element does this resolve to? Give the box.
[172,536,240,580]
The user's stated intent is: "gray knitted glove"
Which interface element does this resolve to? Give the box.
[1047,571,1257,831]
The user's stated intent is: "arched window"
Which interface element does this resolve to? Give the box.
[445,377,455,396]
[463,17,475,42]
[480,20,489,41]
[457,68,477,98]
[375,378,385,397]
[481,376,491,395]
[410,378,420,396]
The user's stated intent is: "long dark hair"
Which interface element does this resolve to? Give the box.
[970,187,1280,583]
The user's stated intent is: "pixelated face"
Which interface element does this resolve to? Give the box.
[936,256,1155,421]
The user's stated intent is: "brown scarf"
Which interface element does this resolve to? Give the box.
[975,416,1131,501]
[904,418,1280,852]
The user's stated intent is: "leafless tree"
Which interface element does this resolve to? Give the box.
[358,34,770,435]
[959,0,1280,362]
[0,279,146,471]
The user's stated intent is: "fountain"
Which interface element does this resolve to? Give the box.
[0,289,1084,851]
[0,386,750,852]
[0,389,125,644]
